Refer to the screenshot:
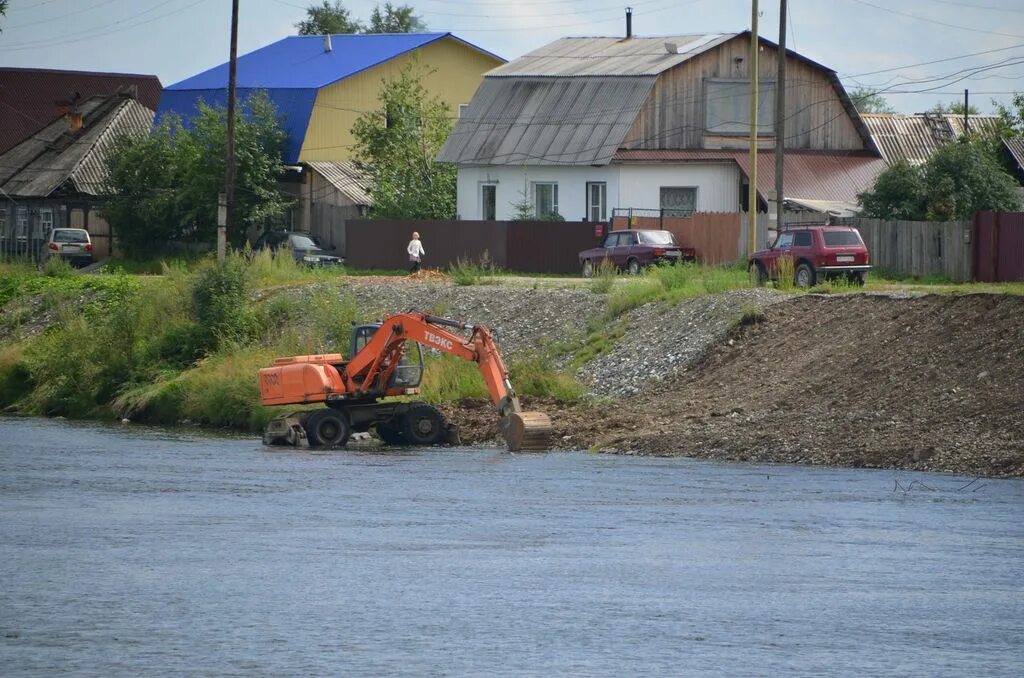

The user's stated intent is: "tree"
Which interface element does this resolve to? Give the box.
[0,1,7,32]
[367,2,426,33]
[994,92,1024,136]
[849,88,895,114]
[104,91,290,257]
[858,138,1020,221]
[352,62,456,219]
[295,0,362,35]
[929,101,980,116]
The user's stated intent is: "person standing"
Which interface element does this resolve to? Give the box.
[407,231,425,274]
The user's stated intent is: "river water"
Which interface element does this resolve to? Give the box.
[1,417,1022,676]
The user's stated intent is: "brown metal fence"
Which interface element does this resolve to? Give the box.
[974,212,1024,282]
[344,219,602,274]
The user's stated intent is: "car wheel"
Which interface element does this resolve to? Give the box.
[627,258,641,275]
[749,262,767,286]
[795,262,816,288]
[401,404,447,446]
[581,259,595,278]
[305,408,351,447]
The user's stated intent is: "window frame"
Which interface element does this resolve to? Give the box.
[532,182,559,219]
[586,181,607,222]
[480,183,497,221]
[704,78,777,136]
[659,186,698,217]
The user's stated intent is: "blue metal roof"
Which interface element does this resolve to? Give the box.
[157,33,501,164]
[165,33,496,90]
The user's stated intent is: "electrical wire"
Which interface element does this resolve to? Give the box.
[840,0,1024,39]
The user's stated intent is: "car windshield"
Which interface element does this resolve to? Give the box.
[638,231,676,245]
[288,234,321,250]
[53,230,88,243]
[822,230,862,247]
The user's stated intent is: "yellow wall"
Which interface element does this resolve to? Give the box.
[299,37,503,162]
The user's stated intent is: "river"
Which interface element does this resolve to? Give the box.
[1,416,1022,676]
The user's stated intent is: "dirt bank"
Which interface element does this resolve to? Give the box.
[448,294,1024,477]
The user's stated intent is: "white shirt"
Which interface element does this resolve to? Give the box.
[407,239,425,258]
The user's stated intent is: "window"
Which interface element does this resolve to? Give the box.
[775,232,795,249]
[481,183,497,220]
[602,232,619,248]
[638,230,677,245]
[793,231,812,247]
[660,187,697,217]
[53,229,89,243]
[533,182,558,219]
[586,182,607,222]
[39,208,53,238]
[458,103,470,118]
[0,208,6,237]
[16,207,27,239]
[705,79,776,135]
[822,230,862,247]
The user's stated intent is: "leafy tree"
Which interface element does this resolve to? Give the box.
[0,1,7,32]
[104,92,290,257]
[295,0,362,35]
[929,101,980,116]
[858,138,1020,220]
[352,62,455,219]
[994,92,1024,136]
[849,87,895,114]
[367,2,426,33]
[856,161,926,220]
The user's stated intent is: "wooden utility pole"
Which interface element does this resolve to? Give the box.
[775,0,787,232]
[221,0,239,263]
[964,89,970,134]
[747,0,759,257]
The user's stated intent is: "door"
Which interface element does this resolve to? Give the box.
[616,231,639,267]
[764,231,795,276]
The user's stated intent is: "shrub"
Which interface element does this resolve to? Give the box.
[449,251,497,286]
[190,256,254,351]
[508,356,584,403]
[0,344,32,408]
[590,258,618,294]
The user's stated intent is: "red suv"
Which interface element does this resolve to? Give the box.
[749,225,870,287]
[579,229,696,277]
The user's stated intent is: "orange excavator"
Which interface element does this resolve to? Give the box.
[258,312,553,451]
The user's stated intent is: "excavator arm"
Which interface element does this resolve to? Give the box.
[343,312,552,451]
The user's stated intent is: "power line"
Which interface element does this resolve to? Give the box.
[5,0,123,30]
[926,0,1024,12]
[840,0,1024,39]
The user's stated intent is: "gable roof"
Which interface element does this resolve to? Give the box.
[166,33,502,91]
[0,92,154,198]
[0,67,160,155]
[488,34,736,78]
[862,113,1003,165]
[306,160,371,205]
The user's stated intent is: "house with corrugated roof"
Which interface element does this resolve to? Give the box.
[0,90,154,259]
[439,31,887,221]
[158,32,504,244]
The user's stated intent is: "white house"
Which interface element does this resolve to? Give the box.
[439,32,886,221]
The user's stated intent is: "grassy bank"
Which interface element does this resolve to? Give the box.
[0,251,585,432]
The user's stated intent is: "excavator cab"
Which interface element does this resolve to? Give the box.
[351,323,423,388]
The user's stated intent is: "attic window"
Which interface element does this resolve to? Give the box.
[705,79,776,135]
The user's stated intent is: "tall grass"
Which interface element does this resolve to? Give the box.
[775,255,796,291]
[449,251,499,286]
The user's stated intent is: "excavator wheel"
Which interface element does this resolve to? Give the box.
[306,408,351,448]
[401,404,447,446]
[502,411,554,452]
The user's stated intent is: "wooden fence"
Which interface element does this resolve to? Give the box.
[849,218,972,282]
[973,212,1024,282]
[344,219,602,274]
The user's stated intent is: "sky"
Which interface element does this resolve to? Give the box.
[0,0,1022,115]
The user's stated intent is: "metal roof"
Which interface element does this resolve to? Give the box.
[487,34,735,78]
[0,93,153,198]
[862,113,1003,165]
[159,33,502,165]
[0,67,160,155]
[167,33,502,90]
[306,160,371,205]
[1004,137,1024,174]
[613,149,887,203]
[438,76,656,165]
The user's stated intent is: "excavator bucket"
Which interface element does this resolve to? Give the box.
[502,411,554,451]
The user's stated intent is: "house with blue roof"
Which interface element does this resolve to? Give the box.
[158,32,504,165]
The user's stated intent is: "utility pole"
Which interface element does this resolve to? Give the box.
[964,89,970,134]
[221,0,239,264]
[775,0,787,232]
[747,0,759,258]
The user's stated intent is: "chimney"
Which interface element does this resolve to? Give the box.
[625,7,633,39]
[324,34,333,52]
[68,112,83,132]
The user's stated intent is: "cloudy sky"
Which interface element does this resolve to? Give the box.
[1,0,1021,114]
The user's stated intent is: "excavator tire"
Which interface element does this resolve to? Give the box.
[401,404,447,446]
[374,422,405,446]
[503,411,554,452]
[306,408,351,447]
